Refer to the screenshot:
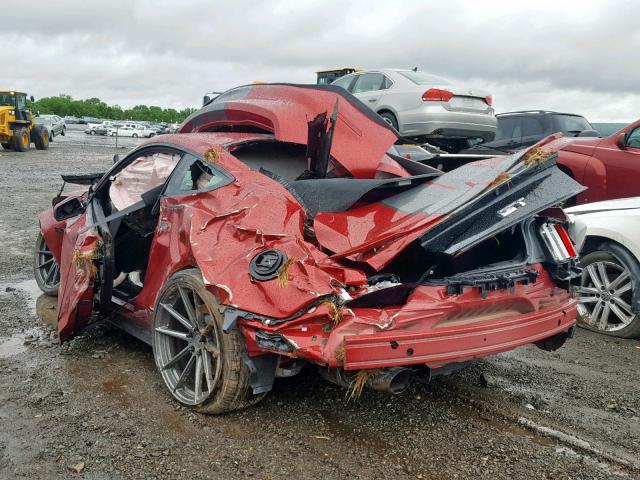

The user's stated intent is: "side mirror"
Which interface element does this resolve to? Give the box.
[615,132,626,149]
[113,154,120,164]
[203,95,211,106]
[30,95,35,102]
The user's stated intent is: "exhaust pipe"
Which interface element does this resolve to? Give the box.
[367,367,413,394]
[319,366,413,395]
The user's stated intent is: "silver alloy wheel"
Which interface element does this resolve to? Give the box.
[575,260,634,332]
[34,233,60,294]
[153,283,222,406]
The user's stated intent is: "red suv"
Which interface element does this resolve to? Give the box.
[555,119,640,204]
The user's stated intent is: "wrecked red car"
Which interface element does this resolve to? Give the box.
[34,84,583,413]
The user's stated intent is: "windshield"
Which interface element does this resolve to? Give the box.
[0,92,15,107]
[555,115,592,132]
[398,71,451,85]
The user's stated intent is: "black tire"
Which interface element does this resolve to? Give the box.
[12,127,30,152]
[32,125,50,150]
[61,127,66,136]
[90,130,95,135]
[33,232,60,296]
[1,142,11,151]
[152,268,266,414]
[132,133,138,138]
[575,245,640,338]
[379,111,398,130]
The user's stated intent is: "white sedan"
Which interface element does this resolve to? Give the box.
[331,68,496,151]
[568,198,640,337]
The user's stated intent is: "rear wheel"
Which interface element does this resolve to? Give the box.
[61,126,66,136]
[152,269,265,414]
[379,111,398,130]
[32,125,50,150]
[34,232,60,295]
[575,249,640,338]
[132,133,138,138]
[12,127,30,151]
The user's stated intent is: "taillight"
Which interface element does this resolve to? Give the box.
[540,223,577,262]
[485,95,493,106]
[422,88,454,102]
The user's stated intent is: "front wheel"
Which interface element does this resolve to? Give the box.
[574,247,640,338]
[132,133,138,138]
[34,232,60,295]
[152,269,265,414]
[12,127,30,151]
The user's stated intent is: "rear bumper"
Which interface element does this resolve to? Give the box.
[342,300,576,370]
[400,106,497,140]
[241,265,577,371]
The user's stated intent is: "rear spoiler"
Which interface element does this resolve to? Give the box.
[52,173,104,206]
[61,173,104,185]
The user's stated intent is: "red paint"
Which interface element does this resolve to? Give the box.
[544,119,640,204]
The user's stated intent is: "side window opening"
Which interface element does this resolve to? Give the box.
[164,154,231,196]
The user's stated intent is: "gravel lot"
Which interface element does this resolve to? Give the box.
[0,135,639,479]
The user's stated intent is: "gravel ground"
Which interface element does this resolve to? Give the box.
[0,138,639,479]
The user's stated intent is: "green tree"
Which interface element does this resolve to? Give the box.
[31,95,196,123]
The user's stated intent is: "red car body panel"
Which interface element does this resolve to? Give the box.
[41,85,580,387]
[238,265,575,369]
[546,119,640,204]
[180,84,398,179]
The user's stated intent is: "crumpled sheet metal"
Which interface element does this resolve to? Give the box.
[57,215,99,341]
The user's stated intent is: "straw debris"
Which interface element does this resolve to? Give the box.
[488,171,512,189]
[323,300,344,327]
[523,147,550,166]
[72,236,102,279]
[347,369,380,401]
[204,147,221,164]
[277,257,295,288]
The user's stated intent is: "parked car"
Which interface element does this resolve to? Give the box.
[552,119,640,204]
[64,115,80,124]
[331,68,496,151]
[567,198,640,337]
[34,114,66,139]
[462,111,599,155]
[109,125,145,138]
[85,121,114,135]
[35,84,580,413]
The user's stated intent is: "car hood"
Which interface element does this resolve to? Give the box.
[552,135,601,156]
[179,83,398,178]
[566,197,640,215]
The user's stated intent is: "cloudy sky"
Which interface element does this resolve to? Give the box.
[3,0,638,121]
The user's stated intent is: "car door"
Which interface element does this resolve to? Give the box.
[57,148,184,340]
[596,124,640,199]
[351,72,387,110]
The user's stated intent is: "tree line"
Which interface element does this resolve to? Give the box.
[29,94,197,123]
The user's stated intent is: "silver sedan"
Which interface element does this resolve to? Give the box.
[332,69,496,148]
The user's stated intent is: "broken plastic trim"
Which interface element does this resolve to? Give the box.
[222,293,341,332]
[425,267,538,298]
[255,331,298,353]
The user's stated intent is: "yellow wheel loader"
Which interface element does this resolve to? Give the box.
[0,91,49,152]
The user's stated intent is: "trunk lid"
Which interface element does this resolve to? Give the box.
[314,146,585,270]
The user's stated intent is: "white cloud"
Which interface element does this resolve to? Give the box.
[2,0,638,121]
